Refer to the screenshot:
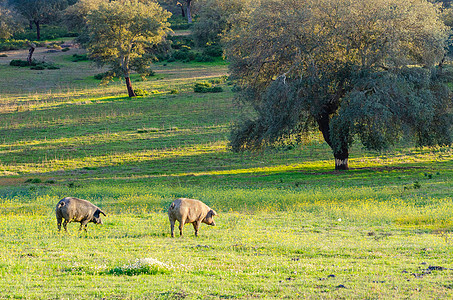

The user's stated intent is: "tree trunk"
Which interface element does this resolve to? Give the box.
[34,20,41,40]
[178,3,185,18]
[438,55,446,74]
[186,0,192,23]
[125,77,136,97]
[334,148,349,170]
[27,42,36,65]
[316,113,349,170]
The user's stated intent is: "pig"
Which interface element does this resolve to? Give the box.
[168,198,217,237]
[56,197,106,232]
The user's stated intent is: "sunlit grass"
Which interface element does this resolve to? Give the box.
[0,209,452,298]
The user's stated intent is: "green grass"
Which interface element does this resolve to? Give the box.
[0,47,452,299]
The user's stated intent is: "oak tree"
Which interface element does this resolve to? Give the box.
[226,0,452,170]
[9,0,68,40]
[192,0,251,46]
[84,0,171,97]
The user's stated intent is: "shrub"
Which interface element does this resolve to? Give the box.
[169,36,195,50]
[10,59,60,70]
[172,49,196,61]
[106,258,172,276]
[169,16,193,30]
[203,43,223,57]
[194,82,223,93]
[137,128,159,133]
[0,40,28,51]
[209,76,228,84]
[134,88,149,96]
[195,54,215,62]
[47,43,62,50]
[94,72,108,80]
[25,178,42,184]
[0,39,46,51]
[10,59,30,67]
[71,54,89,62]
[61,47,70,52]
[94,71,116,80]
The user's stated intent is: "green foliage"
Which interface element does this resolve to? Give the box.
[133,88,149,96]
[9,59,30,67]
[226,0,452,169]
[167,36,222,62]
[194,54,215,62]
[10,0,70,40]
[202,42,223,57]
[71,53,89,62]
[337,68,453,151]
[12,25,77,41]
[24,178,42,183]
[168,15,192,30]
[63,0,106,32]
[0,39,45,51]
[193,81,223,93]
[171,47,196,61]
[84,0,171,96]
[93,71,111,80]
[168,35,194,50]
[209,75,228,84]
[106,258,172,276]
[0,3,24,39]
[170,48,221,63]
[9,59,60,69]
[192,0,249,46]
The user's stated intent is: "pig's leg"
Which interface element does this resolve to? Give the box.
[192,221,201,237]
[80,220,89,232]
[57,217,62,231]
[63,219,69,232]
[179,216,186,236]
[170,218,175,237]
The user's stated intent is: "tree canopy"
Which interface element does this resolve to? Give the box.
[0,2,24,39]
[226,0,453,170]
[9,0,68,40]
[84,0,171,97]
[192,0,250,46]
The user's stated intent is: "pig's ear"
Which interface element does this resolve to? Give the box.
[95,209,106,217]
[211,210,218,216]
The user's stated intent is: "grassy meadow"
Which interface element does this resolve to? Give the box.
[0,42,453,299]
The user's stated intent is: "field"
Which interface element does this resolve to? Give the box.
[0,42,452,299]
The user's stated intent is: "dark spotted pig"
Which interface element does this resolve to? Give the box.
[168,198,217,237]
[56,197,106,232]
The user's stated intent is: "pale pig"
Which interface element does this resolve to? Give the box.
[168,198,217,237]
